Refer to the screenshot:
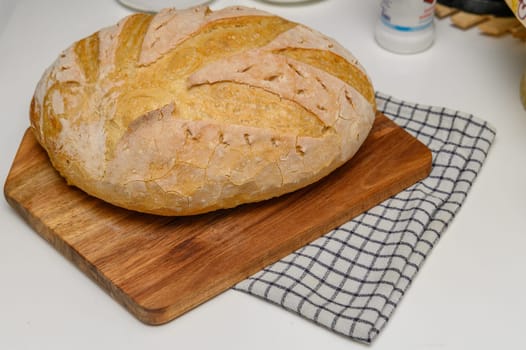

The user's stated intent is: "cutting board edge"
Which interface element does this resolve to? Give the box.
[3,115,433,326]
[3,187,169,325]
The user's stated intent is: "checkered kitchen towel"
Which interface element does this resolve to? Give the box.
[235,92,496,343]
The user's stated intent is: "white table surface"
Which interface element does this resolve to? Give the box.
[1,0,525,349]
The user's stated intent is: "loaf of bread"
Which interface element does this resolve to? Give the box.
[30,5,376,216]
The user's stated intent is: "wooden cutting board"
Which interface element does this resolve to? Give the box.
[4,112,432,325]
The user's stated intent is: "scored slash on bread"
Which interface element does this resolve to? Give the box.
[29,5,376,216]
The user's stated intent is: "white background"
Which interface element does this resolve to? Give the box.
[1,0,525,349]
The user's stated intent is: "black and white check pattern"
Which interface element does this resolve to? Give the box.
[235,92,496,343]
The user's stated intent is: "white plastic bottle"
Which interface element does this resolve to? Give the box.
[375,0,437,54]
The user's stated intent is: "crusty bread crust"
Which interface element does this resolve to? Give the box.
[30,5,376,216]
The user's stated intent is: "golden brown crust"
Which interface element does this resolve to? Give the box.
[30,5,376,216]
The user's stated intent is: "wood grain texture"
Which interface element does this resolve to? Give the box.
[4,112,432,325]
